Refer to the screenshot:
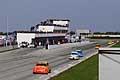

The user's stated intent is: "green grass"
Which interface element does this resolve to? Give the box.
[112,42,120,47]
[50,54,98,80]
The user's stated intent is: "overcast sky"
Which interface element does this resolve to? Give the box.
[0,0,120,32]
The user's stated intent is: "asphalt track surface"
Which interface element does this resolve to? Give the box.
[0,41,107,80]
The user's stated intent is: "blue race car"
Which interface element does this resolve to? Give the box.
[75,50,84,57]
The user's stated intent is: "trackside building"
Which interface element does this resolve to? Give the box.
[13,19,70,47]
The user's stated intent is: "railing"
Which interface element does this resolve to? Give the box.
[99,48,120,54]
[35,33,66,37]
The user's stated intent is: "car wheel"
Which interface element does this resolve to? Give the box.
[33,72,36,74]
[49,69,51,73]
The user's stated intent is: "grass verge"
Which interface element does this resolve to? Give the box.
[50,54,98,80]
[112,42,120,47]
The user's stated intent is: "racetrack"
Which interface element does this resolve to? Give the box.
[0,41,108,80]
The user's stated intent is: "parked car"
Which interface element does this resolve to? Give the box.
[33,61,51,74]
[69,51,80,60]
[28,43,37,48]
[19,42,29,48]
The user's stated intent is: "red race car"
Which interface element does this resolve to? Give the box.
[33,61,51,74]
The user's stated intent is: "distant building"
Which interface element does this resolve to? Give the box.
[0,35,6,46]
[13,31,36,47]
[14,19,70,47]
[35,19,70,33]
[76,29,91,40]
[0,34,14,46]
[76,29,91,36]
[35,19,70,45]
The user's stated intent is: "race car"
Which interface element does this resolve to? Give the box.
[33,61,51,74]
[95,44,101,49]
[75,50,84,57]
[108,41,113,45]
[69,51,80,60]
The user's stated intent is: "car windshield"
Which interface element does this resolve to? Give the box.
[71,53,78,55]
[36,63,48,66]
[76,50,82,53]
[96,44,100,47]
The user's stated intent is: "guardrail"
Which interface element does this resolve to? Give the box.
[0,45,19,53]
[98,48,120,54]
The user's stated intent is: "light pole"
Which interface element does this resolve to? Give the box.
[45,29,49,49]
[5,16,8,47]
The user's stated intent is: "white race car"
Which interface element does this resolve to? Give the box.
[69,51,80,60]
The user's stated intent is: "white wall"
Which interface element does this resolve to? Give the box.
[0,35,6,39]
[35,33,66,37]
[36,25,54,32]
[76,29,90,36]
[36,25,68,32]
[54,26,68,30]
[53,21,69,26]
[17,33,35,47]
[99,54,120,80]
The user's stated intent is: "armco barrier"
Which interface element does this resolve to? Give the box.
[0,45,18,53]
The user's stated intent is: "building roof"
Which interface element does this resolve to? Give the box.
[47,19,70,21]
[13,31,53,33]
[76,29,91,33]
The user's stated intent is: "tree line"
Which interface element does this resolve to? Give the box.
[0,32,12,35]
[93,32,120,35]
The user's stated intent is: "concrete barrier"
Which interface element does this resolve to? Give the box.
[0,45,18,53]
